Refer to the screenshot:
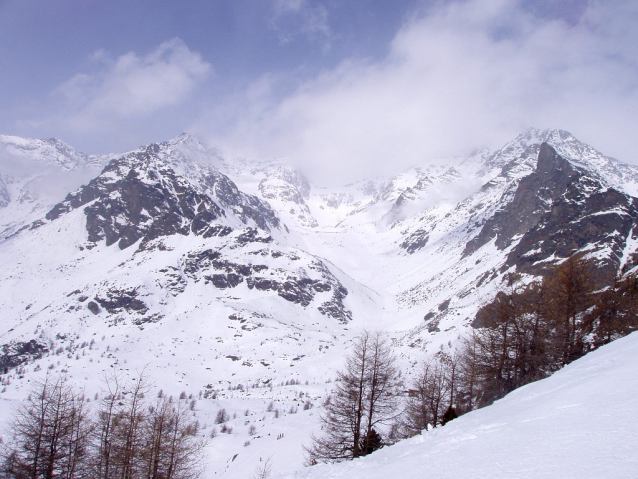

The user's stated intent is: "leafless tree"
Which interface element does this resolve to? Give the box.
[142,396,205,479]
[0,374,92,479]
[250,456,272,479]
[91,370,205,479]
[106,371,150,479]
[402,353,458,435]
[92,371,123,479]
[544,255,595,365]
[305,330,401,464]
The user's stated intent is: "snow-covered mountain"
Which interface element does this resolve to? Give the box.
[0,127,637,476]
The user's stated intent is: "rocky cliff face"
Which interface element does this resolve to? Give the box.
[464,143,581,255]
[44,143,279,249]
[458,142,638,286]
[508,176,638,284]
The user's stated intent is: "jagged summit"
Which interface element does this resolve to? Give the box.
[469,128,638,196]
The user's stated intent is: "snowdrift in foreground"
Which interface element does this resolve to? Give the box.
[286,332,638,479]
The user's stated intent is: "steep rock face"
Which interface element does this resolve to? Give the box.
[457,142,638,287]
[255,166,317,227]
[259,177,317,227]
[452,142,638,286]
[206,172,280,231]
[44,144,279,249]
[508,179,638,284]
[464,143,580,255]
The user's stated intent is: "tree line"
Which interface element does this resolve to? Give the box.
[306,255,638,464]
[0,373,205,479]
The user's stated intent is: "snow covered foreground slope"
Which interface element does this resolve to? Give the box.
[287,331,638,479]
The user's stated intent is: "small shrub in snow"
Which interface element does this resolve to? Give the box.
[215,409,229,424]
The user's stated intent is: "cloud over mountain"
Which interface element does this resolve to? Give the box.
[199,0,638,185]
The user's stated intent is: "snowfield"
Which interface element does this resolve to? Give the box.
[285,331,638,479]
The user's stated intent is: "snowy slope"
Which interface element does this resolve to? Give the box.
[286,331,638,479]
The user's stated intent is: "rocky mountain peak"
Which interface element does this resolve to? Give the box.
[463,143,580,256]
[42,144,280,249]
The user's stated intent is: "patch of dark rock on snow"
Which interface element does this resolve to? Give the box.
[318,284,352,324]
[228,311,265,331]
[235,228,273,246]
[427,319,441,333]
[94,288,148,315]
[400,230,429,254]
[87,301,100,315]
[132,313,164,326]
[208,273,244,289]
[157,267,187,296]
[0,340,48,371]
[183,249,270,287]
[182,249,222,279]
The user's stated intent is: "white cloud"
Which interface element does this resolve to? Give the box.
[202,0,638,185]
[54,38,212,132]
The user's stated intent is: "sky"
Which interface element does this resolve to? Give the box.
[0,0,637,184]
